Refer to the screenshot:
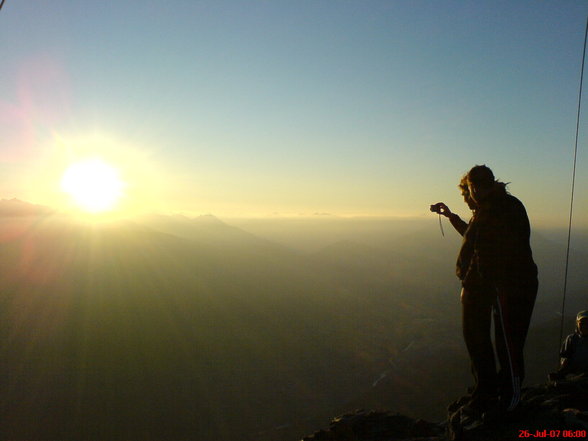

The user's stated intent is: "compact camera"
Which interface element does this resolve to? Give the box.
[430,203,442,214]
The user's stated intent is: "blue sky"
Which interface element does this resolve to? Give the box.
[1,1,588,226]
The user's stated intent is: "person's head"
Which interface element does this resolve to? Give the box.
[459,174,477,210]
[466,164,498,204]
[577,310,588,336]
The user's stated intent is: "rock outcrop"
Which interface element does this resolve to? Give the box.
[302,374,588,441]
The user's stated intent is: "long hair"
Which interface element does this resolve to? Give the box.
[466,164,509,194]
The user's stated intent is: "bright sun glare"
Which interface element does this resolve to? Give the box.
[60,159,125,213]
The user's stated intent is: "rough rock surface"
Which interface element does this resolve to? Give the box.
[302,374,588,441]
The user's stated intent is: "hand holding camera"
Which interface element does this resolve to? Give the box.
[430,202,452,217]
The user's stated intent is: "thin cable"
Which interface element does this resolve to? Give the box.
[559,15,588,352]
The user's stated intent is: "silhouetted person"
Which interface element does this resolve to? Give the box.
[432,165,538,417]
[549,310,588,381]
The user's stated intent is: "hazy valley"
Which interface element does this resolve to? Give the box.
[0,201,586,441]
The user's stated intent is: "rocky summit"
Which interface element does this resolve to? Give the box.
[302,374,588,441]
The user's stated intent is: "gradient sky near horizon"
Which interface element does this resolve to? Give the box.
[1,1,588,226]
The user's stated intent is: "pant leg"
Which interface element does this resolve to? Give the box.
[493,278,538,411]
[462,288,497,400]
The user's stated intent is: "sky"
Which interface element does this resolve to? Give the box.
[1,1,588,227]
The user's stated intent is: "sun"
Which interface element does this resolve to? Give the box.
[60,158,125,213]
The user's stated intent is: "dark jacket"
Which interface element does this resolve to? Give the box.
[560,332,588,373]
[456,184,537,290]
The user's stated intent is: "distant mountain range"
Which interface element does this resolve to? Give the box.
[0,198,55,216]
[0,200,586,441]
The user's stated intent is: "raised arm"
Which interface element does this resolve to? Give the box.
[431,202,469,236]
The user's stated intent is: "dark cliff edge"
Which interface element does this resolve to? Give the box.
[301,374,588,441]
